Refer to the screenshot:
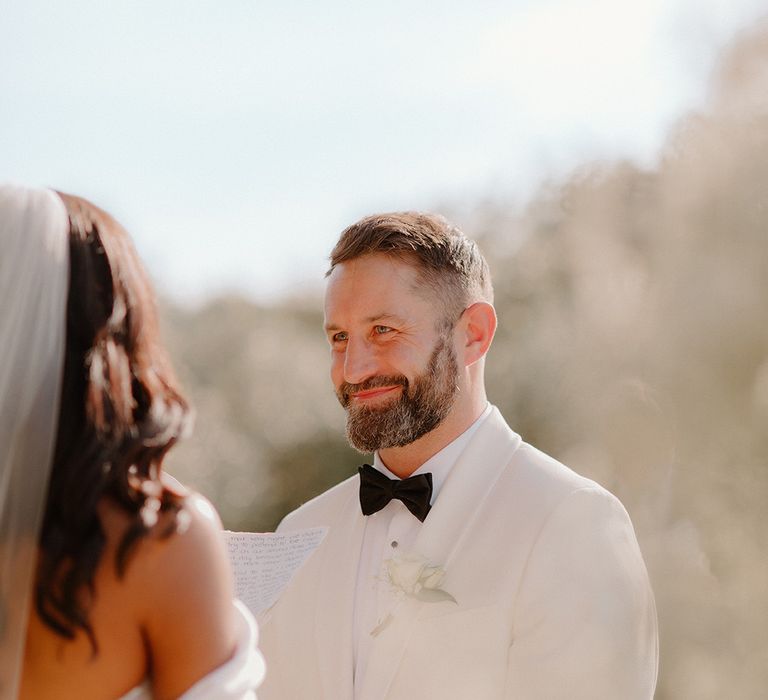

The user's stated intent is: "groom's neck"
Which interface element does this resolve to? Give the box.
[377,398,485,478]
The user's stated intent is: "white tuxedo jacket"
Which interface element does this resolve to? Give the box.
[258,408,658,699]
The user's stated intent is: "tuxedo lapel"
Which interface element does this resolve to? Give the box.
[357,408,522,700]
[313,484,366,700]
[415,407,521,568]
[354,595,422,700]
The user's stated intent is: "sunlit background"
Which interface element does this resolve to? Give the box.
[3,2,768,697]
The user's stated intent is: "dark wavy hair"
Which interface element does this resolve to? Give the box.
[35,192,193,651]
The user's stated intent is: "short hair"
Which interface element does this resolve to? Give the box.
[328,212,493,324]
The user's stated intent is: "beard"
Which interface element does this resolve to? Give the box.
[335,336,459,454]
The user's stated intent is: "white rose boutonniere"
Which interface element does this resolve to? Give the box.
[371,554,457,636]
[384,555,457,603]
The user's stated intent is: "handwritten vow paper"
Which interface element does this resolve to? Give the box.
[224,527,327,615]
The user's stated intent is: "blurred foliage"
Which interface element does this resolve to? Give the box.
[160,21,768,700]
[161,295,361,533]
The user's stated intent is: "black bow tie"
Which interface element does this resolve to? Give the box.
[358,464,433,522]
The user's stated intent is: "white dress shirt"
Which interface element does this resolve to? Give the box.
[352,404,492,695]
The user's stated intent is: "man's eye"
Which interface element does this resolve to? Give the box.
[332,332,348,342]
[373,325,392,335]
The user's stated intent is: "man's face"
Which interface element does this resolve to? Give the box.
[324,253,460,453]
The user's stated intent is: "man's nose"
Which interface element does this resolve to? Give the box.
[343,338,379,385]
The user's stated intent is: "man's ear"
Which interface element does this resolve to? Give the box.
[458,302,497,367]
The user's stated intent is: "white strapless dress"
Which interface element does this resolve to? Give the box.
[118,600,265,699]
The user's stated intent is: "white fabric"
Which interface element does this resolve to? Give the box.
[258,406,658,700]
[352,403,491,694]
[118,600,266,700]
[0,185,69,699]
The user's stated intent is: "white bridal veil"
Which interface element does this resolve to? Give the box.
[0,185,69,697]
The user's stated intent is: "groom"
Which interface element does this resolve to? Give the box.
[258,213,658,699]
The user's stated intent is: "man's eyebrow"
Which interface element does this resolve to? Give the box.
[365,313,404,325]
[323,313,404,332]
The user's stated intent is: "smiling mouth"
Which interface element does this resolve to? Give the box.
[349,385,402,401]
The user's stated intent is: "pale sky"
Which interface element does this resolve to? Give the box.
[2,0,766,303]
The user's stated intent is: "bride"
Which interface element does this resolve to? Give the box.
[0,185,265,698]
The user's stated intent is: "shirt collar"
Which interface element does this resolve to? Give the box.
[373,403,492,504]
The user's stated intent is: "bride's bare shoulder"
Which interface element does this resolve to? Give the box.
[96,482,231,592]
[95,484,238,697]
